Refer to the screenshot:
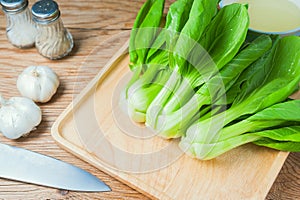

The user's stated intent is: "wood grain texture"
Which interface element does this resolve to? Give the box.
[51,49,293,200]
[0,0,298,199]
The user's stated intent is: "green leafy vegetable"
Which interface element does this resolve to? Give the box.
[124,0,300,160]
[147,0,194,63]
[180,36,300,159]
[254,127,300,142]
[126,0,194,122]
[181,99,300,159]
[129,0,165,67]
[171,0,219,70]
[254,137,300,152]
[147,27,270,139]
[217,99,300,141]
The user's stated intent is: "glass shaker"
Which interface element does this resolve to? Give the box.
[31,0,73,59]
[0,0,37,48]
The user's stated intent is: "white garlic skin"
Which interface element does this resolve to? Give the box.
[0,96,42,139]
[17,66,60,103]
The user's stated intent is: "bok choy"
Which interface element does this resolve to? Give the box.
[180,36,300,159]
[123,0,300,160]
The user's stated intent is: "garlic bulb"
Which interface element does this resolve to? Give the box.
[17,66,60,103]
[0,95,42,139]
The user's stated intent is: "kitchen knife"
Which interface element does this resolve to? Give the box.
[0,143,111,192]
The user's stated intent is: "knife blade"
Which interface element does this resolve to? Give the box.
[0,143,111,192]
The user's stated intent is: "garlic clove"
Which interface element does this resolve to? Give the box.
[0,96,42,139]
[17,66,60,103]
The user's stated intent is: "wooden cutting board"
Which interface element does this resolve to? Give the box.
[51,41,290,200]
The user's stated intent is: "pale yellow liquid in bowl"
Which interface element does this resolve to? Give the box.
[222,0,300,33]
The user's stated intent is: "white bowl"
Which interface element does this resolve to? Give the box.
[219,0,300,36]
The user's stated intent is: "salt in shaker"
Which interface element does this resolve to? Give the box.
[32,0,73,59]
[0,0,37,48]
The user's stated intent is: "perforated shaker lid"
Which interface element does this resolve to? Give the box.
[0,0,28,13]
[32,0,60,24]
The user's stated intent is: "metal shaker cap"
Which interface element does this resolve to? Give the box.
[32,0,60,24]
[0,0,28,13]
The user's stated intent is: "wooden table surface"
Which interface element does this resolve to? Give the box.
[0,0,299,199]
